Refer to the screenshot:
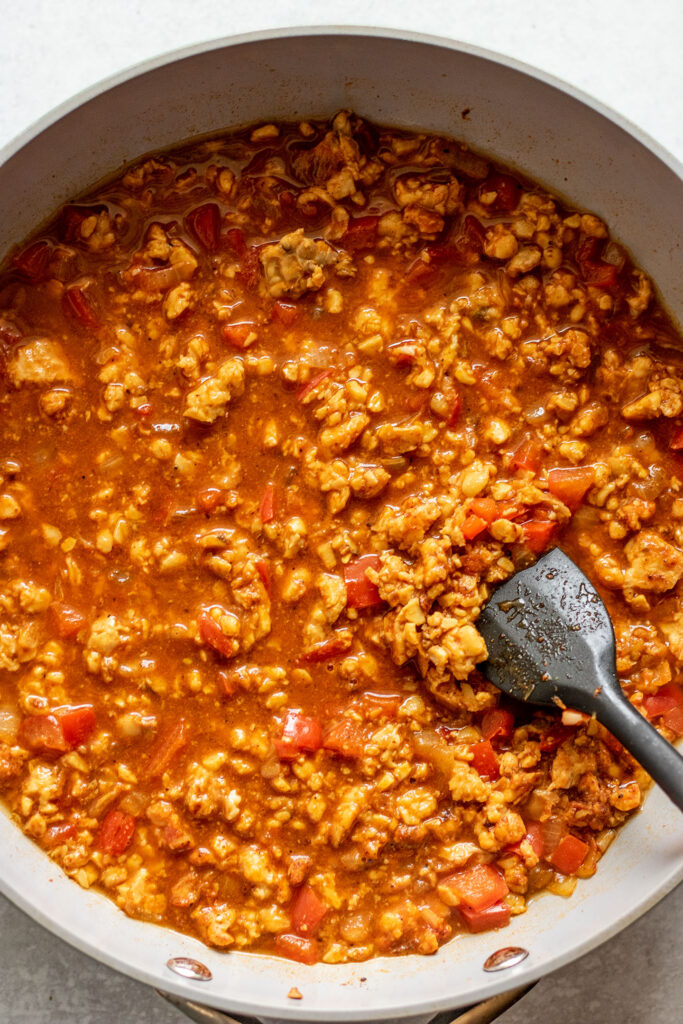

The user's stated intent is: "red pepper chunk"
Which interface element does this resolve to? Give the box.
[506,820,545,860]
[275,709,323,760]
[145,719,188,779]
[470,739,499,780]
[481,708,514,742]
[459,901,511,933]
[274,933,318,965]
[197,487,223,513]
[343,554,382,609]
[663,705,683,736]
[341,215,379,252]
[62,286,101,329]
[18,715,68,756]
[547,466,595,509]
[296,368,333,402]
[479,172,520,213]
[255,557,271,597]
[197,607,239,659]
[56,705,96,748]
[272,301,298,325]
[44,822,77,848]
[50,602,87,640]
[322,718,365,759]
[298,634,353,664]
[643,682,683,719]
[442,863,509,911]
[511,436,541,473]
[13,240,51,282]
[576,236,619,288]
[18,705,95,755]
[521,519,558,554]
[462,514,488,541]
[223,322,254,348]
[96,809,136,856]
[186,203,221,251]
[670,425,683,451]
[549,834,589,875]
[290,884,327,935]
[259,482,276,523]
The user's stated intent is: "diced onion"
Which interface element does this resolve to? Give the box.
[0,707,20,744]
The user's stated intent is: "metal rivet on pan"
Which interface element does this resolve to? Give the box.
[483,946,529,972]
[166,956,213,981]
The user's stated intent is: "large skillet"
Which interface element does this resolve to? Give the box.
[0,27,681,1023]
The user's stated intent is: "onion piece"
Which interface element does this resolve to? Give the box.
[0,707,20,744]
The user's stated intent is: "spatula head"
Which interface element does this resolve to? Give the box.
[478,547,619,714]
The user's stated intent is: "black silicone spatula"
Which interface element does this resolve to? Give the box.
[478,547,683,811]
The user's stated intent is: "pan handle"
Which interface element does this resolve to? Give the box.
[157,982,535,1024]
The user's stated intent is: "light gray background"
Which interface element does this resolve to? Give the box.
[1,2,682,1022]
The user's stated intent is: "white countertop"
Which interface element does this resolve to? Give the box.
[1,3,681,1023]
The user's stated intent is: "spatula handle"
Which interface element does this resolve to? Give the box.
[597,691,683,811]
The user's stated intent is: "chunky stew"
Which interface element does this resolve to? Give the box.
[0,112,682,964]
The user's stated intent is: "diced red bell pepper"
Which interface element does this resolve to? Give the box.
[55,705,96,747]
[197,608,239,659]
[521,519,558,554]
[511,436,541,474]
[470,739,500,780]
[341,215,379,252]
[478,172,520,213]
[290,884,327,935]
[96,809,136,856]
[643,683,683,719]
[59,205,91,243]
[145,718,188,779]
[223,322,254,348]
[549,834,589,874]
[443,863,509,911]
[343,554,382,609]
[226,227,246,256]
[322,718,365,759]
[18,706,95,755]
[481,708,514,742]
[670,425,683,451]
[451,215,486,264]
[547,466,595,509]
[298,634,353,664]
[539,722,572,752]
[462,514,488,541]
[197,488,223,513]
[275,709,323,760]
[274,933,318,965]
[186,203,221,251]
[296,368,333,402]
[255,557,271,597]
[50,602,87,640]
[576,237,619,288]
[18,714,68,756]
[469,497,498,523]
[459,901,511,933]
[506,820,545,859]
[259,482,276,523]
[44,822,77,848]
[662,705,683,736]
[62,286,101,329]
[13,240,51,282]
[361,691,402,717]
[272,301,298,325]
[447,391,462,427]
